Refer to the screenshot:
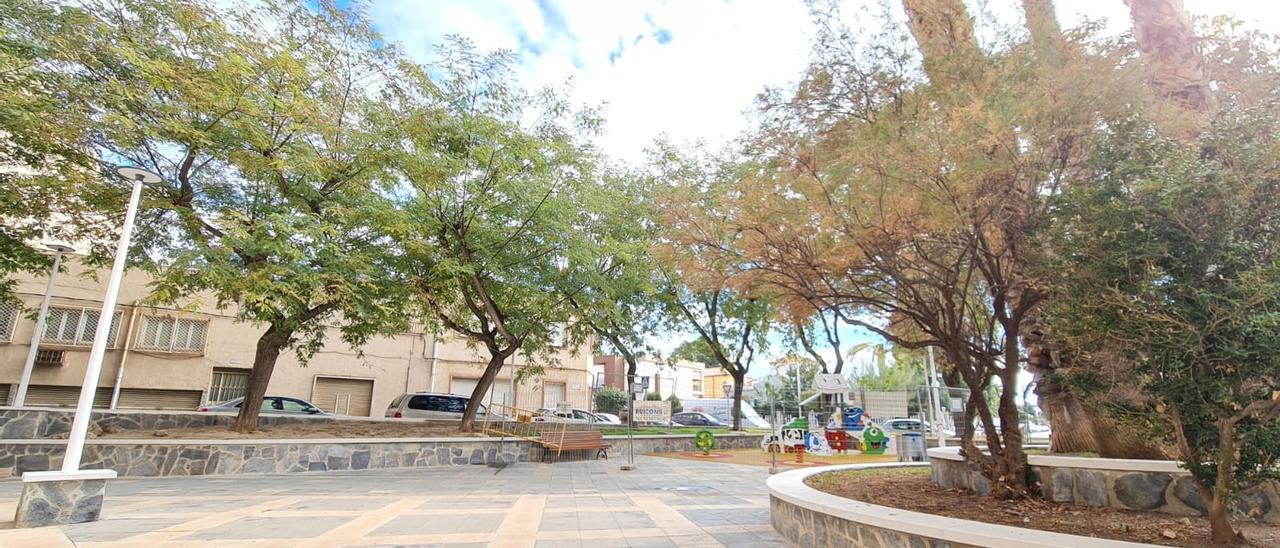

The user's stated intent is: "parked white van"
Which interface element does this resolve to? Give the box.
[385,392,494,420]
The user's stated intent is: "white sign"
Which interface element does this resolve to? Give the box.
[632,401,671,424]
[814,373,849,395]
[556,402,573,414]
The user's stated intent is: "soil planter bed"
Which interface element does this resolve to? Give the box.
[769,463,1160,547]
[929,447,1280,525]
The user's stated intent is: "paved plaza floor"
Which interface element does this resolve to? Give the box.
[0,455,788,547]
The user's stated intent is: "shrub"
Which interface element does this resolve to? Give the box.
[593,387,627,415]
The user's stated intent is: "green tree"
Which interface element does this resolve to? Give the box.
[29,0,411,432]
[668,339,718,368]
[666,394,683,414]
[0,0,117,303]
[558,169,664,383]
[593,387,627,415]
[390,40,599,432]
[1044,111,1280,545]
[655,145,776,431]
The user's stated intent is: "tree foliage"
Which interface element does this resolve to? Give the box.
[22,0,412,432]
[388,40,600,431]
[0,0,118,303]
[1043,108,1280,544]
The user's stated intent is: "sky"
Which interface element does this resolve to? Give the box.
[359,0,1280,380]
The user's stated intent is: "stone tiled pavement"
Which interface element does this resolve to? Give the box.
[0,455,788,547]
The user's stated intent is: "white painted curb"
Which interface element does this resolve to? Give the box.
[927,446,1185,473]
[767,462,1159,548]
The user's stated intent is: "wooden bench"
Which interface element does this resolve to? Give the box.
[537,430,610,462]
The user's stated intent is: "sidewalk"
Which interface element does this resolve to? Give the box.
[0,455,786,547]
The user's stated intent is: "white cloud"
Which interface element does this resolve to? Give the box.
[363,0,1280,165]
[366,0,813,163]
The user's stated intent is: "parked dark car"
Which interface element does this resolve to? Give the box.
[672,412,727,427]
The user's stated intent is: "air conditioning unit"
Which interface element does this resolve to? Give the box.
[35,349,65,367]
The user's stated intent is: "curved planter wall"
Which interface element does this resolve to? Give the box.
[768,462,1157,547]
[928,447,1280,524]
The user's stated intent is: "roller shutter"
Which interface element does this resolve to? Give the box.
[449,377,512,407]
[25,385,112,407]
[117,388,203,410]
[313,377,373,416]
[0,384,9,405]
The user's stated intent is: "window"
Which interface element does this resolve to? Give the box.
[548,322,566,348]
[410,395,464,413]
[0,301,18,342]
[209,369,249,403]
[279,398,311,412]
[137,315,208,353]
[42,307,122,347]
[35,349,65,366]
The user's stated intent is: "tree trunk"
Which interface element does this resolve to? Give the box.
[1124,0,1212,113]
[993,364,1029,498]
[232,325,290,434]
[1035,372,1098,453]
[730,372,745,431]
[460,354,506,432]
[1204,420,1242,546]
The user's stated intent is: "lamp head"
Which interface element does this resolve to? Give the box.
[46,243,76,253]
[114,166,163,184]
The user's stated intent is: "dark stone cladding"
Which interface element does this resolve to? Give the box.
[771,494,982,548]
[0,433,764,478]
[931,453,1280,525]
[0,406,343,439]
[14,477,108,527]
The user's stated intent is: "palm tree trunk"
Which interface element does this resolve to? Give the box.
[1124,0,1212,137]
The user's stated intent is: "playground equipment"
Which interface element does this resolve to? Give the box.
[758,371,919,466]
[695,430,716,455]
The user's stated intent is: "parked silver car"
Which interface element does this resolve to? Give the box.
[385,392,493,420]
[197,396,325,415]
[532,407,600,424]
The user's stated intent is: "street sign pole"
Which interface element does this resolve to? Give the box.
[622,374,639,471]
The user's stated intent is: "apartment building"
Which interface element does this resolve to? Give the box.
[701,366,753,399]
[592,355,705,401]
[0,259,593,416]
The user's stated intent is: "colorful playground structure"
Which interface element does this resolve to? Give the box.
[760,406,893,463]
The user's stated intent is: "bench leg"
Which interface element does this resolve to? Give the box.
[597,448,608,460]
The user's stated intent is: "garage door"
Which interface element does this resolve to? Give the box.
[313,377,373,416]
[450,377,513,407]
[118,388,203,410]
[25,385,112,407]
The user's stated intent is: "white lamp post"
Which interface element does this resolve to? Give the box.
[59,166,159,472]
[15,166,159,528]
[13,243,77,407]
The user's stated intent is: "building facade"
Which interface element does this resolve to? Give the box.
[591,355,705,401]
[701,366,753,399]
[0,260,593,416]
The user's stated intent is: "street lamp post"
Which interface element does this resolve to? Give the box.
[13,243,77,407]
[14,166,159,529]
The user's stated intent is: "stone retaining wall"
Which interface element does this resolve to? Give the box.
[771,492,981,547]
[929,448,1280,524]
[0,433,764,478]
[0,407,345,439]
